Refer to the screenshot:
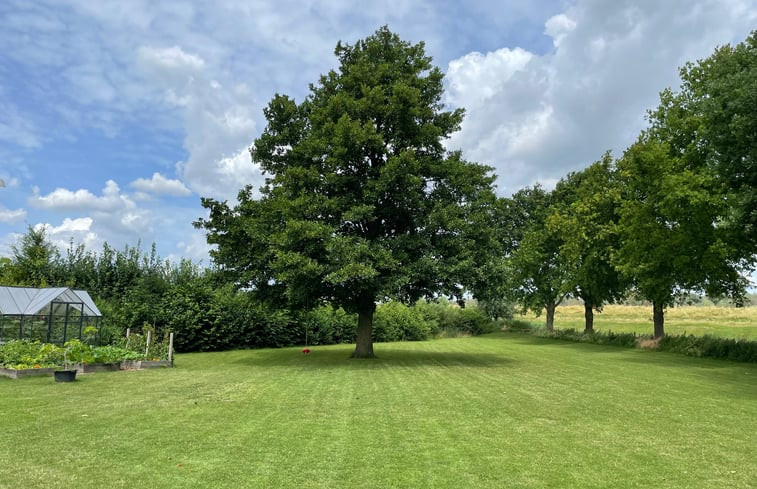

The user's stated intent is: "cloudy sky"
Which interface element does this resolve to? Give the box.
[1,0,755,265]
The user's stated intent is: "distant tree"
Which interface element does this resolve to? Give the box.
[0,257,13,284]
[9,226,59,287]
[504,185,570,330]
[549,153,628,333]
[196,27,498,357]
[614,137,748,338]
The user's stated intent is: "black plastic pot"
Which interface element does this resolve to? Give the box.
[54,370,77,382]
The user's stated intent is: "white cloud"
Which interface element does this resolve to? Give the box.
[28,180,154,239]
[137,45,263,201]
[130,172,191,196]
[29,180,133,212]
[35,219,99,253]
[48,217,93,234]
[446,47,533,109]
[544,14,577,47]
[445,0,757,194]
[0,207,27,223]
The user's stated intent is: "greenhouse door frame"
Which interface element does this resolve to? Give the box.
[46,300,85,344]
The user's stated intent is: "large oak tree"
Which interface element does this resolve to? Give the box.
[195,27,497,357]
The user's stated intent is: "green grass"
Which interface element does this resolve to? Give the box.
[524,304,757,339]
[1,335,756,488]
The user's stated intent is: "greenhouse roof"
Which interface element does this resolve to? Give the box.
[0,286,102,317]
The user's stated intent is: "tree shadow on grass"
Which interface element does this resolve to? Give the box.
[478,331,631,354]
[232,345,515,370]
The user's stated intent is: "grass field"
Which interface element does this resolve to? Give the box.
[1,335,756,488]
[523,304,757,339]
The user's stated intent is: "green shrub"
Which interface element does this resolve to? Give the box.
[374,302,432,342]
[531,328,640,348]
[415,300,499,337]
[658,334,757,362]
[302,305,356,345]
[518,326,757,363]
[504,319,534,332]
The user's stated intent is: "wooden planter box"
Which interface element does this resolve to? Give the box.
[120,360,173,370]
[0,367,57,379]
[77,362,121,373]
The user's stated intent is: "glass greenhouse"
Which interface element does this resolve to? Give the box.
[0,286,102,345]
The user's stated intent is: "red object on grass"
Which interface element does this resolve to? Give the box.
[302,348,311,354]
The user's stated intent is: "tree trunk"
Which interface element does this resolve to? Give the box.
[351,303,376,358]
[584,302,594,334]
[545,302,556,331]
[653,300,665,339]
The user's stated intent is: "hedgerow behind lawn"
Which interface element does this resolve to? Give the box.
[1,333,755,489]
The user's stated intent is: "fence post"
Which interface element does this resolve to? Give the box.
[145,330,151,358]
[168,332,174,364]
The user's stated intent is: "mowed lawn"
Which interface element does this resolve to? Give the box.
[1,334,756,488]
[525,304,757,339]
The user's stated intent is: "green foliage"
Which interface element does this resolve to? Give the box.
[502,185,570,329]
[548,154,628,324]
[195,26,499,357]
[0,340,63,368]
[415,300,499,336]
[531,327,640,348]
[8,225,59,287]
[476,297,515,322]
[63,339,94,365]
[658,334,757,363]
[648,31,757,255]
[90,345,142,363]
[0,338,165,369]
[514,325,757,362]
[302,305,356,345]
[373,301,432,341]
[614,134,749,337]
[118,331,170,360]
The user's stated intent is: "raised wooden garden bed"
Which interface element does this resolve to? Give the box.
[0,367,57,379]
[1,360,173,379]
[78,362,121,373]
[120,360,173,370]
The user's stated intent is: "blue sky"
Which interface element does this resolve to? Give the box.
[1,0,755,270]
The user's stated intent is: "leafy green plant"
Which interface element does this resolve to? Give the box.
[0,340,63,369]
[91,345,142,363]
[63,339,94,364]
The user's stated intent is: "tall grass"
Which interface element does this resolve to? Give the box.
[523,304,757,339]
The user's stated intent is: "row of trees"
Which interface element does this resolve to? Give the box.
[197,27,756,357]
[506,32,756,337]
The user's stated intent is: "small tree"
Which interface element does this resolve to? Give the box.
[196,27,497,357]
[9,226,59,287]
[504,185,570,330]
[549,154,628,333]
